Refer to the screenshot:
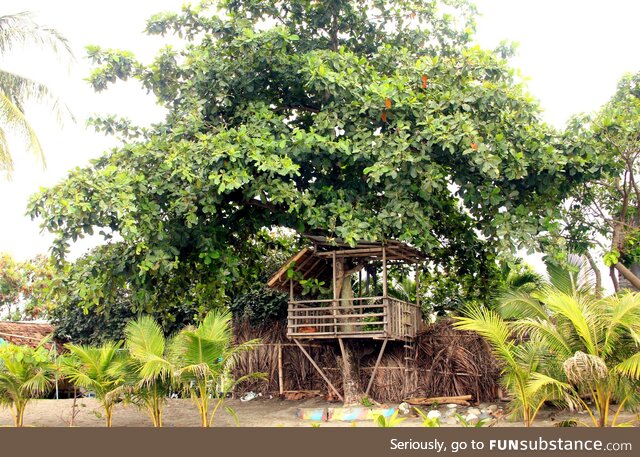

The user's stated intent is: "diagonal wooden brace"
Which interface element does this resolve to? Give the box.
[293,339,344,402]
[365,338,388,396]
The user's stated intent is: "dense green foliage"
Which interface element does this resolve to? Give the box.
[28,0,601,322]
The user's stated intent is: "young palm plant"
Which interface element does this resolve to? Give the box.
[0,340,54,426]
[59,341,127,427]
[453,306,572,426]
[458,282,640,427]
[124,315,174,427]
[170,310,263,427]
[509,289,640,427]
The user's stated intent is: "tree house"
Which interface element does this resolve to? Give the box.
[267,236,425,402]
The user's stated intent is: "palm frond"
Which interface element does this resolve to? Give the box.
[615,353,640,380]
[0,12,73,58]
[497,290,548,320]
[0,90,43,169]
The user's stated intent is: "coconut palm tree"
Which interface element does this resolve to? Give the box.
[514,289,640,426]
[0,11,73,177]
[453,306,573,426]
[171,309,262,427]
[456,288,640,427]
[124,316,174,427]
[59,341,127,427]
[0,340,54,426]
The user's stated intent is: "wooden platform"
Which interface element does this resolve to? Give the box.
[287,296,419,342]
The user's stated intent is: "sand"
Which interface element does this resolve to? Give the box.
[0,397,636,427]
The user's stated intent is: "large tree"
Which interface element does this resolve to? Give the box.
[0,11,73,178]
[556,72,640,292]
[29,0,599,403]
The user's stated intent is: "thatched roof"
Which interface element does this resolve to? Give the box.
[267,236,425,291]
[0,321,59,351]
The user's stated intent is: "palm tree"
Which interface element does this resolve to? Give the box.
[453,306,572,426]
[170,310,262,427]
[0,340,54,426]
[124,316,174,427]
[514,289,640,426]
[0,11,73,177]
[59,341,127,427]
[456,288,640,427]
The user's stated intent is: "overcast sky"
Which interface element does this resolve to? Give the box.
[1,0,639,274]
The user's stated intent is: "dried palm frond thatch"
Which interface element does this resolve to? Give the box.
[232,318,500,403]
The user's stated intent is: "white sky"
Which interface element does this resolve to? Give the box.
[1,0,639,284]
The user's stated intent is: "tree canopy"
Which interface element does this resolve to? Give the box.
[28,0,601,318]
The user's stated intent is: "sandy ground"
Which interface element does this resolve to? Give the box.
[0,397,637,427]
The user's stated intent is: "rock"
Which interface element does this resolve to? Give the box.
[467,407,481,416]
[465,413,479,425]
[478,413,492,421]
[427,410,441,420]
[478,403,489,409]
[445,416,458,425]
[446,403,458,409]
[398,402,411,415]
[488,404,498,412]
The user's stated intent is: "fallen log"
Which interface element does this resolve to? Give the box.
[282,390,322,401]
[403,395,472,406]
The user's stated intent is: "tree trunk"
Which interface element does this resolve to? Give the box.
[333,259,367,405]
[105,405,113,427]
[585,251,602,297]
[610,266,620,292]
[613,262,640,290]
[338,340,366,405]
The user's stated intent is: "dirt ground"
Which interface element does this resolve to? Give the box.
[0,397,637,427]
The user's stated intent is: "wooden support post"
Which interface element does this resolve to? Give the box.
[293,339,343,402]
[365,338,388,396]
[288,279,294,338]
[278,343,284,395]
[332,251,338,335]
[289,278,294,301]
[382,246,389,336]
[382,246,387,298]
[415,264,420,308]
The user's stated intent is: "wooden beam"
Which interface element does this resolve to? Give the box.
[365,339,388,396]
[278,343,284,395]
[267,247,311,287]
[293,339,343,402]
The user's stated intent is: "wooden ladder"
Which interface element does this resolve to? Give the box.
[402,316,417,397]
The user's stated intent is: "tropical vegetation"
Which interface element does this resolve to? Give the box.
[455,272,640,427]
[0,339,54,426]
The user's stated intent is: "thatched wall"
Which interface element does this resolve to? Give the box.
[233,319,500,403]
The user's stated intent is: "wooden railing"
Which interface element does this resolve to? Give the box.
[287,296,420,341]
